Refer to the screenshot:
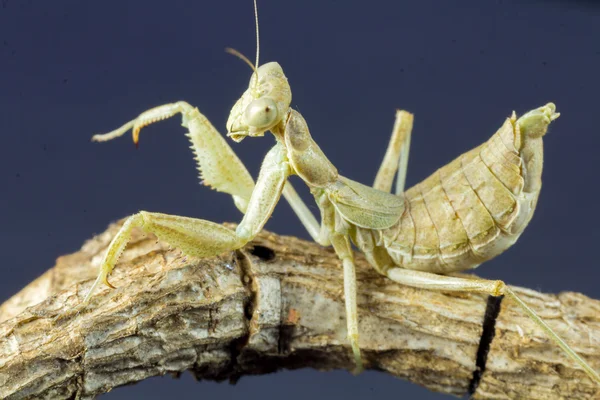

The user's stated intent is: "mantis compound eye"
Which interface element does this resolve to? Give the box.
[245,97,278,129]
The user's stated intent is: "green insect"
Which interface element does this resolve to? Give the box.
[82,0,599,386]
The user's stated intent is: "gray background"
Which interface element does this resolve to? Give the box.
[1,0,599,398]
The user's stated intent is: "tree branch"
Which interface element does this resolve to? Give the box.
[1,221,599,399]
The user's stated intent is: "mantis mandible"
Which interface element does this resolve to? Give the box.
[82,0,599,387]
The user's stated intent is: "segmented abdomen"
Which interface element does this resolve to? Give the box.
[382,115,542,273]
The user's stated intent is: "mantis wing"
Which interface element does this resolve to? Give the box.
[327,176,405,230]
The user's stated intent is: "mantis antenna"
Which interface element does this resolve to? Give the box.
[254,0,260,70]
[225,0,261,95]
[225,47,257,74]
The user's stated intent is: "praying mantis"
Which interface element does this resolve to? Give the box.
[80,0,599,389]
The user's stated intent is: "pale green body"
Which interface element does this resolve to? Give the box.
[84,60,599,384]
[277,90,547,278]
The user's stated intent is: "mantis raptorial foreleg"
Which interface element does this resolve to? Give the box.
[81,212,243,302]
[93,101,256,213]
[93,101,325,246]
[373,110,414,194]
[80,142,290,305]
[385,267,600,382]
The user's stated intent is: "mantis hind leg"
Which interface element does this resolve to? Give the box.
[385,267,600,384]
[373,110,414,194]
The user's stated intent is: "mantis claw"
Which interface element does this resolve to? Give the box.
[101,271,116,289]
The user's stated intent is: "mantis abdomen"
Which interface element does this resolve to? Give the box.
[382,111,549,274]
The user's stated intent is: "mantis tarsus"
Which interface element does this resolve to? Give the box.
[80,0,599,388]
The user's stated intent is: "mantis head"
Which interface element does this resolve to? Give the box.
[225,0,291,143]
[226,61,291,142]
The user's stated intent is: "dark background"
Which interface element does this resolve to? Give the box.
[1,0,599,398]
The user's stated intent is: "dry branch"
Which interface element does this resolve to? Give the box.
[0,221,599,399]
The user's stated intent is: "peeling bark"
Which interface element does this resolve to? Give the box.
[0,221,599,399]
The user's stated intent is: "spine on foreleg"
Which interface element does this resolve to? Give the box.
[384,104,557,273]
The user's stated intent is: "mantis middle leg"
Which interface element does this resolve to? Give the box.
[282,183,330,246]
[373,110,414,194]
[329,233,363,373]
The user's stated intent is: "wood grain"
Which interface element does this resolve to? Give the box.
[0,221,598,399]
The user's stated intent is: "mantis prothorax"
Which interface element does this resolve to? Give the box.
[82,0,599,387]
